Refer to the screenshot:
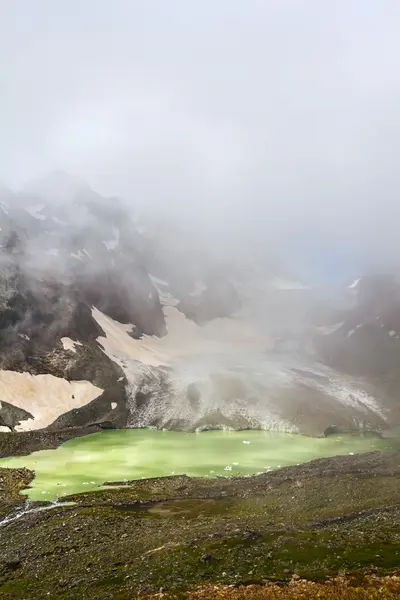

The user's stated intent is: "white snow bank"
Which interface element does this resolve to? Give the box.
[61,337,83,353]
[92,306,270,368]
[0,370,103,431]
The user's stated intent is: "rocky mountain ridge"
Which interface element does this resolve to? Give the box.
[0,175,399,437]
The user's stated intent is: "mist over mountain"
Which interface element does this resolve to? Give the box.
[1,2,400,439]
[0,173,399,438]
[3,2,400,279]
[2,7,400,597]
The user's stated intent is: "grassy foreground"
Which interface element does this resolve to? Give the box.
[0,451,400,599]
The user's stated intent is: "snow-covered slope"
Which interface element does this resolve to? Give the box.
[0,175,398,436]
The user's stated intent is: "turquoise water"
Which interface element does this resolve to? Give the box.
[1,429,399,501]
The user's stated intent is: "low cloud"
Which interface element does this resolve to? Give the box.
[1,1,400,279]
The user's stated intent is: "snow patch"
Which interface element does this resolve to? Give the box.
[18,333,30,341]
[70,251,85,261]
[317,322,344,335]
[61,337,83,353]
[346,323,362,338]
[149,275,179,307]
[0,202,9,215]
[91,303,385,433]
[348,277,361,289]
[25,205,46,220]
[0,370,102,431]
[150,275,169,287]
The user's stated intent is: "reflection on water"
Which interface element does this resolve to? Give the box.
[0,428,399,502]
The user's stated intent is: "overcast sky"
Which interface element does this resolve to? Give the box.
[1,1,400,279]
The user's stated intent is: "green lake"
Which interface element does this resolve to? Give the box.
[1,429,399,502]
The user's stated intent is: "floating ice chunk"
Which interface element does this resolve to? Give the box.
[243,440,251,444]
[224,466,232,471]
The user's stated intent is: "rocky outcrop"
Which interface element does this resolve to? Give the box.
[0,401,33,432]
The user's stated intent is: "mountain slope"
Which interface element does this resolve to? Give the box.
[0,176,398,437]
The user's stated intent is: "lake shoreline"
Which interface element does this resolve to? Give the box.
[0,423,390,460]
[1,428,399,502]
[0,450,400,598]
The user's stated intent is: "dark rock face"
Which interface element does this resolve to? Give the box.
[0,182,168,432]
[0,401,33,432]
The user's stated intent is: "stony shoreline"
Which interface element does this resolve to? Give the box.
[0,451,399,598]
[0,424,110,459]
